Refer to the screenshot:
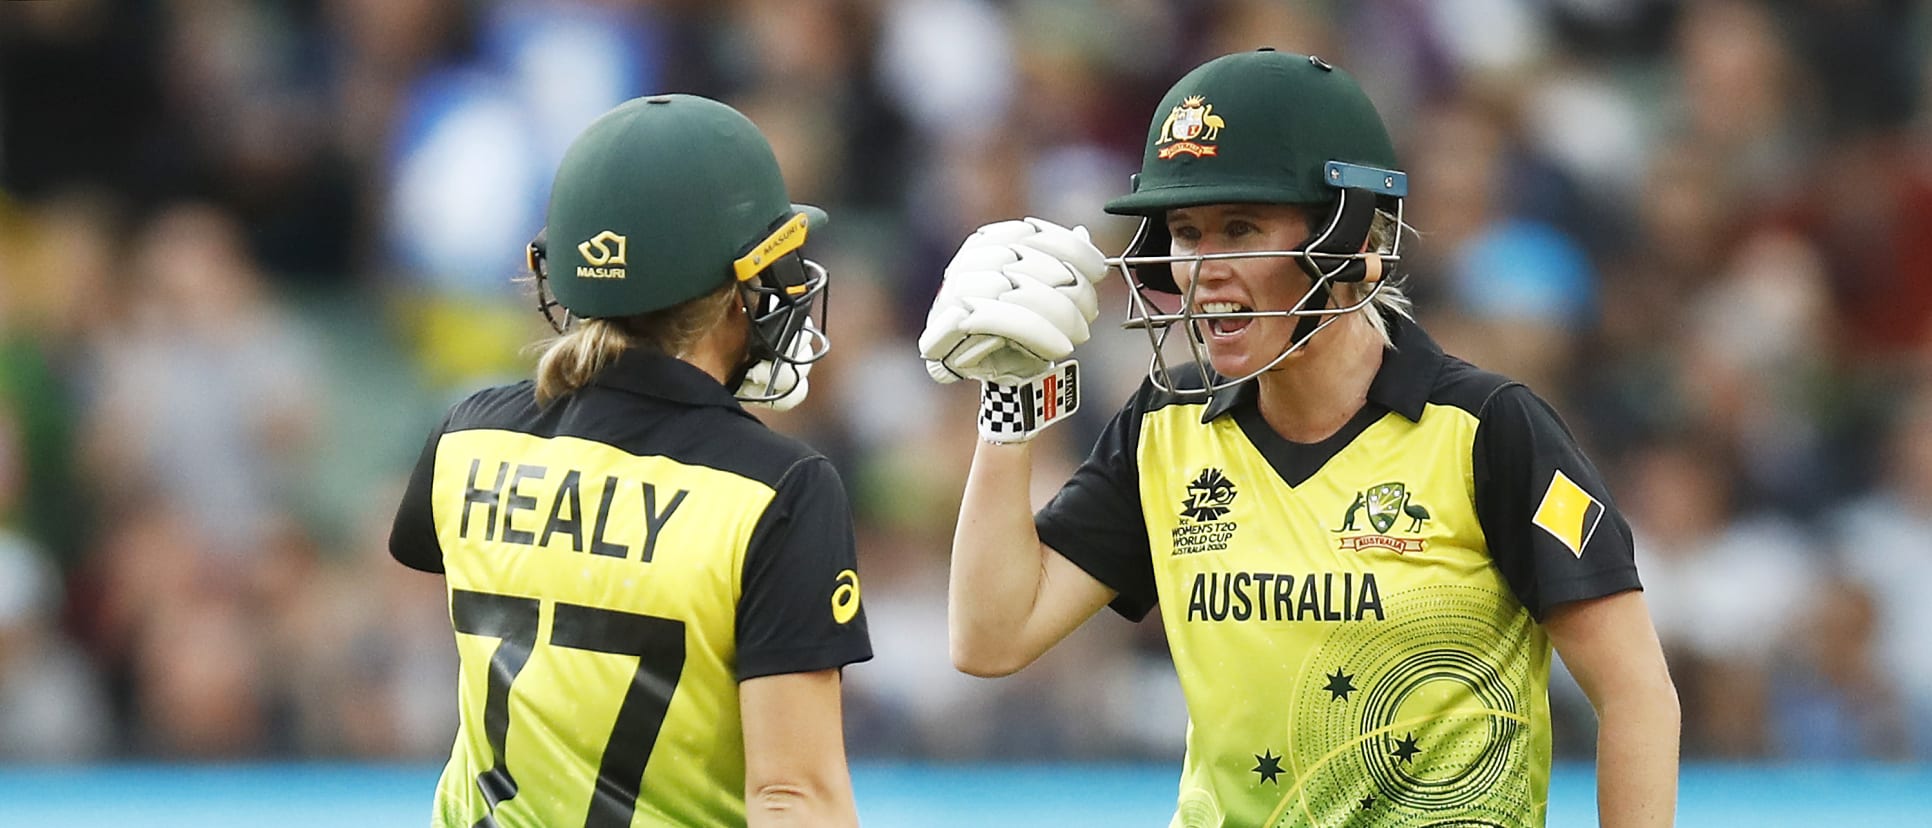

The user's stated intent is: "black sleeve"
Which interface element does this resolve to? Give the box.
[735,456,873,680]
[1473,384,1640,619]
[1034,389,1158,621]
[389,412,450,574]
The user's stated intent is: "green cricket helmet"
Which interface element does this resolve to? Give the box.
[1104,49,1410,396]
[527,94,829,402]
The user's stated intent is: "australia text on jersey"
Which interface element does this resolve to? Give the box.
[457,458,688,562]
[1185,570,1385,622]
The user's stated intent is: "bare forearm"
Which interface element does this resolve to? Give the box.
[1594,687,1680,828]
[948,440,1049,673]
[741,670,858,827]
[1543,592,1680,828]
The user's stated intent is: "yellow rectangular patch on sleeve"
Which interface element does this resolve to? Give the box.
[1532,470,1604,558]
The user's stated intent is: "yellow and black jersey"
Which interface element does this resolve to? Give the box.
[1036,315,1638,828]
[389,350,871,828]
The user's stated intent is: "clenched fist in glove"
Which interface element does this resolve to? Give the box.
[918,218,1109,386]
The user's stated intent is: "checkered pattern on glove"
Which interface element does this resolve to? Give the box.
[978,361,1081,444]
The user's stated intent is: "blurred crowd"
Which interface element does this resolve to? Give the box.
[3,0,1932,766]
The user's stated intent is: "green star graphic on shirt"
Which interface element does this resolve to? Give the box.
[1252,749,1284,784]
[1358,795,1375,810]
[1323,668,1357,701]
[1391,732,1421,764]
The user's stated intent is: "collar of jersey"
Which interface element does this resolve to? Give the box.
[1199,313,1442,424]
[588,348,751,414]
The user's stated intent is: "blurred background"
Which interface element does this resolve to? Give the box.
[4,0,1932,810]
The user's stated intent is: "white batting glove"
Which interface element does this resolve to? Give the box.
[960,217,1109,284]
[918,218,1109,386]
[738,319,819,411]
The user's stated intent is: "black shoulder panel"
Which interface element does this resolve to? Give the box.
[446,382,816,489]
[1426,355,1519,419]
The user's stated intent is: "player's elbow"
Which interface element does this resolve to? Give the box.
[750,782,814,811]
[950,636,1029,678]
[746,780,855,826]
[952,653,1022,678]
[1582,642,1681,732]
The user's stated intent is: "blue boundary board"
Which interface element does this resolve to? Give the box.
[0,762,1925,826]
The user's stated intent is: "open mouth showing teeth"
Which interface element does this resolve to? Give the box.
[1199,301,1252,336]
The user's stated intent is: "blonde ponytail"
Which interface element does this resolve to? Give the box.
[532,282,740,405]
[535,320,631,405]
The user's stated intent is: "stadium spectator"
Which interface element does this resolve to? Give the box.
[81,203,320,559]
[0,407,110,761]
[1768,575,1909,760]
[1834,380,1932,760]
[1623,433,1818,758]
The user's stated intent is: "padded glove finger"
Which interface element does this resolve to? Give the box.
[955,296,1075,361]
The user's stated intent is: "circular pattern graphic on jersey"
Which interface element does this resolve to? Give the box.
[1356,648,1518,810]
[1269,583,1541,827]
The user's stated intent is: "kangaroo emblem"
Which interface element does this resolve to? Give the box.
[1337,491,1365,532]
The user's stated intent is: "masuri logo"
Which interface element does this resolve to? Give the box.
[576,230,629,279]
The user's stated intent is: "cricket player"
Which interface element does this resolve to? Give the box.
[390,94,870,827]
[920,49,1679,827]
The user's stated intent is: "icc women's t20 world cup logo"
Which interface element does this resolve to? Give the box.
[1180,468,1238,522]
[1172,468,1239,556]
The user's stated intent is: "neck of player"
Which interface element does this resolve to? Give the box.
[686,301,753,387]
[1254,311,1384,444]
